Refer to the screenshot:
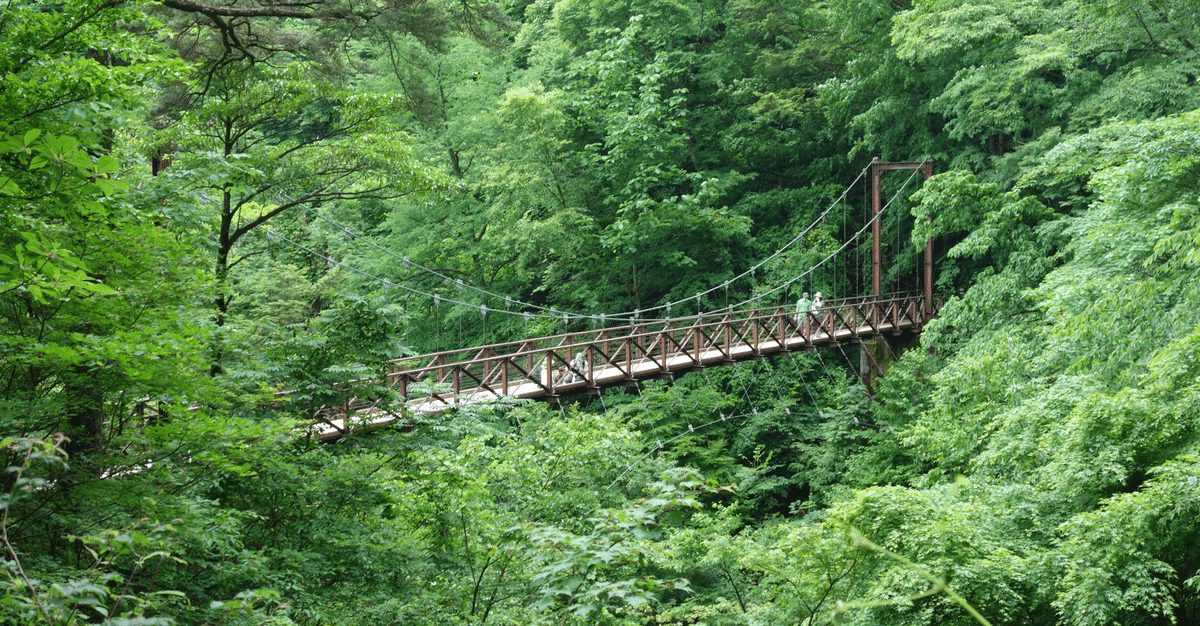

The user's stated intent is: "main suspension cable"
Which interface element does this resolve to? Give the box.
[267,159,925,327]
[295,161,876,324]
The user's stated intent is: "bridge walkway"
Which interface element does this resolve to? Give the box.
[311,291,937,440]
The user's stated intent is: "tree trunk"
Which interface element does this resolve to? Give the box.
[210,189,235,376]
[64,365,105,459]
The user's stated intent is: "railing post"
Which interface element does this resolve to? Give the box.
[565,333,573,384]
[752,313,760,356]
[453,368,461,404]
[723,316,732,360]
[654,322,666,364]
[776,306,785,350]
[625,333,632,379]
[661,321,672,373]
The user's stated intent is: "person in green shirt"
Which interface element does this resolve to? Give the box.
[795,292,812,327]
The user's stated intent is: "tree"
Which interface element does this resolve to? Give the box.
[0,0,209,455]
[146,0,516,370]
[896,110,1200,625]
[522,467,710,623]
[155,57,448,370]
[520,7,754,311]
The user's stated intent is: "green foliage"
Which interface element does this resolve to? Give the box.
[895,109,1200,626]
[0,132,212,448]
[911,171,1054,264]
[149,44,452,375]
[10,0,1200,624]
[0,0,183,142]
[254,293,408,423]
[1,437,185,625]
[522,467,711,621]
[0,0,214,453]
[567,14,752,305]
[0,130,123,303]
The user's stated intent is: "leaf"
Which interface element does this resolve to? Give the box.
[94,155,119,174]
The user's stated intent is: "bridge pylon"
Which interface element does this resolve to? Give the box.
[863,158,934,394]
[870,158,934,309]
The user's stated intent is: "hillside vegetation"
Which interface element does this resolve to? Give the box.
[1,0,1199,624]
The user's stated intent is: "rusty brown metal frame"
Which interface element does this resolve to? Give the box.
[312,291,942,439]
[870,159,935,317]
[314,162,942,439]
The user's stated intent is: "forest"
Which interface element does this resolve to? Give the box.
[2,0,1199,624]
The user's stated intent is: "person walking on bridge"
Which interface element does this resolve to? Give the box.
[567,351,588,383]
[811,292,827,334]
[795,292,812,326]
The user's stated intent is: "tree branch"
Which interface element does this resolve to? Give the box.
[159,0,329,20]
[37,0,123,55]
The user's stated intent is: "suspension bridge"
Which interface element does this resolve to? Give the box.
[287,160,938,441]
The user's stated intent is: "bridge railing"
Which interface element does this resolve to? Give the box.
[378,291,936,409]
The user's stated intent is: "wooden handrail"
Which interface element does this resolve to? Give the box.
[308,291,942,440]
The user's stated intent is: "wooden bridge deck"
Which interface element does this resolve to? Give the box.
[310,291,938,441]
